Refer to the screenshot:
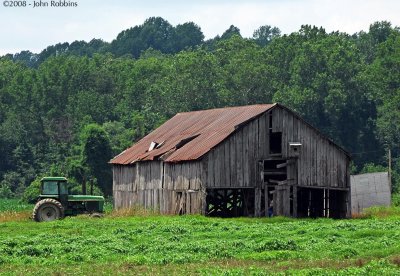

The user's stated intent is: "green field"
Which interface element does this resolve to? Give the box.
[0,199,399,275]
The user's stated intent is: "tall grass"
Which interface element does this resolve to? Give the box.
[363,206,400,218]
[108,206,160,218]
[0,199,32,222]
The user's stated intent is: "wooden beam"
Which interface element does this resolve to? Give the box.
[269,179,288,185]
[276,162,287,169]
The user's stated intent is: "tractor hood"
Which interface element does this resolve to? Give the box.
[67,195,105,201]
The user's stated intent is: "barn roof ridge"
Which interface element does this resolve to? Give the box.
[174,103,277,115]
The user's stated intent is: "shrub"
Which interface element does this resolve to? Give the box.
[256,239,298,252]
[21,178,41,203]
[0,183,13,198]
[392,193,400,207]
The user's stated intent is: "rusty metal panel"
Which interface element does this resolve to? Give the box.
[110,104,276,164]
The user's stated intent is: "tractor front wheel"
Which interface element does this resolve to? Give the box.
[32,199,64,222]
[89,212,104,218]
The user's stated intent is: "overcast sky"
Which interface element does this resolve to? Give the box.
[0,0,399,55]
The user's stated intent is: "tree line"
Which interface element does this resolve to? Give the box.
[0,17,399,199]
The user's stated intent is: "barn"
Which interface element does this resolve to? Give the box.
[110,104,351,218]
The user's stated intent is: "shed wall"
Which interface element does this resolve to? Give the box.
[351,172,391,214]
[113,161,205,214]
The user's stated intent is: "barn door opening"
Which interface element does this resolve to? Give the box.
[262,159,292,217]
[206,188,254,217]
[297,187,348,219]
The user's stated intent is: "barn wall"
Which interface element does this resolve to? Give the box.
[204,113,269,189]
[204,106,350,189]
[271,106,350,189]
[113,161,205,214]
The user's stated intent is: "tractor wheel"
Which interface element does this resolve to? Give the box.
[32,199,64,222]
[89,212,104,218]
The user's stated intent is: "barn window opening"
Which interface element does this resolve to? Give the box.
[269,113,273,130]
[270,132,282,154]
[263,159,287,184]
[175,134,200,149]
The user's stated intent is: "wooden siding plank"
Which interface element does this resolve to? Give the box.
[224,137,231,187]
[230,135,238,187]
[282,109,287,157]
[236,130,244,187]
[243,123,250,187]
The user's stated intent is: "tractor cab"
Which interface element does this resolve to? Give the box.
[33,176,105,222]
[40,177,69,198]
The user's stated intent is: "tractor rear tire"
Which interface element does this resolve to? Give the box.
[32,199,64,222]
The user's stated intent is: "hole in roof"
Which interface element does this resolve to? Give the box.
[148,141,165,152]
[156,141,165,149]
[175,134,200,149]
[148,141,158,151]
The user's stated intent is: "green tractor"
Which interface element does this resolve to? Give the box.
[32,177,105,222]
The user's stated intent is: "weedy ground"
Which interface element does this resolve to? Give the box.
[0,199,399,275]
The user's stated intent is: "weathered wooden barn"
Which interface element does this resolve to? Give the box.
[111,104,351,218]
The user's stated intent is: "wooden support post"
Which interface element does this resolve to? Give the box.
[389,149,392,192]
[291,159,298,217]
[346,189,351,218]
[308,189,312,217]
[255,188,261,217]
[264,184,269,217]
[283,186,290,216]
[327,189,330,218]
[273,188,278,216]
[292,186,297,217]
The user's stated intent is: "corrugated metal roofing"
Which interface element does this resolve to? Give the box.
[110,104,276,164]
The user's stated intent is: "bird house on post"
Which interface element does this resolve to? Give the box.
[289,142,302,158]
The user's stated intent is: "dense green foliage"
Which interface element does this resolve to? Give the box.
[1,18,400,198]
[0,201,399,275]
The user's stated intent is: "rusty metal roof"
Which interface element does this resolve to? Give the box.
[110,104,276,164]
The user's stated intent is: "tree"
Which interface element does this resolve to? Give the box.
[354,21,396,63]
[221,25,241,40]
[214,35,274,105]
[111,17,194,58]
[102,121,135,156]
[363,31,400,156]
[80,124,113,196]
[253,25,281,46]
[12,51,38,67]
[173,22,204,52]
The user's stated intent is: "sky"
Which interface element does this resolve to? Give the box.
[0,0,399,55]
